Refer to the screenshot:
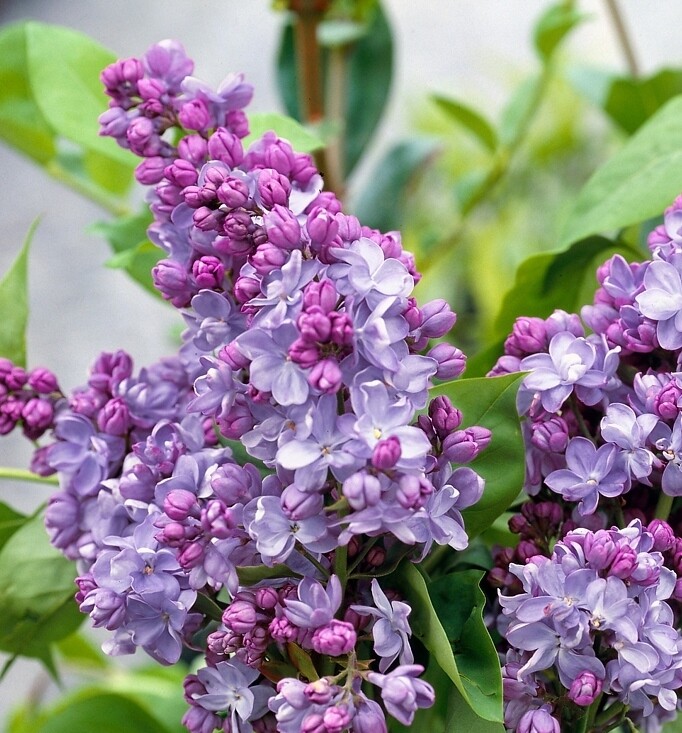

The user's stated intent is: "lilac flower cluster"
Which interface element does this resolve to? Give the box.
[0,358,60,442]
[489,196,682,728]
[500,521,682,731]
[9,40,494,733]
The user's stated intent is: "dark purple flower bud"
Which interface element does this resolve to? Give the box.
[343,472,382,510]
[178,540,204,569]
[289,338,319,369]
[178,134,208,166]
[282,484,324,520]
[648,519,675,552]
[164,159,198,188]
[303,279,337,313]
[428,342,466,379]
[312,619,357,656]
[30,445,55,476]
[126,116,156,153]
[250,242,288,275]
[5,365,27,390]
[265,205,301,249]
[192,256,225,290]
[517,540,540,561]
[153,259,193,307]
[96,397,130,435]
[372,436,401,470]
[609,544,637,578]
[530,416,569,453]
[329,312,353,346]
[420,299,456,339]
[164,489,198,521]
[505,317,548,357]
[207,128,244,167]
[583,530,617,570]
[441,426,491,463]
[568,671,602,706]
[257,169,291,209]
[217,177,250,208]
[255,587,279,611]
[403,297,422,332]
[508,514,529,535]
[233,276,261,306]
[487,354,522,376]
[674,578,682,602]
[182,706,222,733]
[21,398,54,437]
[397,475,433,510]
[89,350,133,393]
[534,501,564,527]
[291,152,317,185]
[298,309,332,342]
[308,359,343,394]
[428,395,462,438]
[193,206,224,232]
[306,207,339,247]
[135,156,167,185]
[262,137,296,176]
[101,56,143,95]
[517,706,560,733]
[269,616,301,643]
[654,381,682,420]
[366,546,386,567]
[223,599,259,634]
[211,462,261,505]
[178,98,210,131]
[98,107,130,141]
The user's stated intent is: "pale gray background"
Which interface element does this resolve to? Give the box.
[0,0,678,724]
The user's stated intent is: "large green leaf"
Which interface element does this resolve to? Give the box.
[0,512,82,670]
[560,95,682,247]
[276,3,393,177]
[492,236,640,341]
[0,501,28,554]
[0,220,36,367]
[0,23,55,164]
[24,22,132,168]
[430,570,502,720]
[93,208,163,298]
[431,373,525,539]
[569,66,682,136]
[36,692,170,733]
[352,138,438,231]
[391,562,503,723]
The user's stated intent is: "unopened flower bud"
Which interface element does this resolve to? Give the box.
[428,342,466,379]
[372,436,401,470]
[568,671,602,707]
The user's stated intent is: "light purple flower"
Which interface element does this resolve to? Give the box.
[636,255,682,350]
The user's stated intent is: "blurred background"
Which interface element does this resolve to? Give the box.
[0,0,680,726]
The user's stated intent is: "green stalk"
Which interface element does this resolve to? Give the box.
[654,491,674,521]
[0,467,59,486]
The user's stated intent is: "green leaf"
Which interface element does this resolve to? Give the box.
[352,138,438,231]
[432,94,498,152]
[55,631,107,670]
[276,3,393,176]
[0,501,28,555]
[24,22,132,169]
[243,112,325,154]
[391,562,503,723]
[0,23,56,164]
[0,219,36,367]
[560,95,682,247]
[445,688,505,733]
[286,642,319,681]
[236,563,299,585]
[493,236,639,340]
[0,512,83,668]
[569,66,682,136]
[92,208,163,297]
[533,2,585,62]
[35,692,170,733]
[431,373,525,539]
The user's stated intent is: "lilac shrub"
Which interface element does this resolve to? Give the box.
[0,40,494,732]
[490,196,682,729]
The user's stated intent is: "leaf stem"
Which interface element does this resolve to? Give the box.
[654,491,674,521]
[45,161,129,217]
[0,467,59,486]
[603,0,639,78]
